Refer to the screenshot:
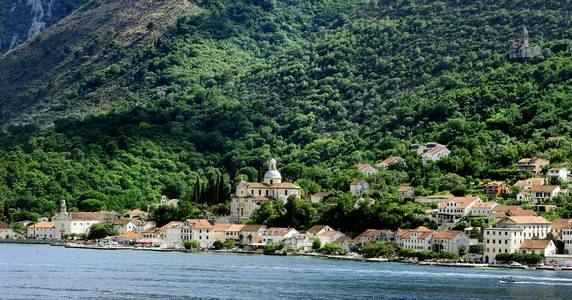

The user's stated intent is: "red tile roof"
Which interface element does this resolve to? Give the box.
[520,239,552,250]
[28,222,55,229]
[432,231,461,239]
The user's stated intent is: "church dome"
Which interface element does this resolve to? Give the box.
[263,158,282,184]
[264,169,282,179]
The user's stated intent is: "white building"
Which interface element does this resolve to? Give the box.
[519,239,556,256]
[395,226,434,251]
[437,196,480,223]
[53,200,104,239]
[160,195,179,207]
[483,216,551,262]
[239,224,267,245]
[547,168,570,181]
[261,227,298,245]
[431,231,471,253]
[160,221,184,248]
[223,224,245,243]
[0,224,20,239]
[354,229,394,246]
[350,179,370,197]
[356,163,378,176]
[469,202,498,218]
[421,144,450,161]
[135,220,156,235]
[230,159,301,222]
[113,219,138,234]
[530,185,561,202]
[26,222,55,239]
[182,219,213,249]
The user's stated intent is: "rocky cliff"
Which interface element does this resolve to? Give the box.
[0,0,88,53]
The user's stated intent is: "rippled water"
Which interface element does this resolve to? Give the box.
[1,244,572,299]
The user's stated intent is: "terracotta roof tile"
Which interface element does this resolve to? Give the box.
[28,222,55,229]
[520,239,551,250]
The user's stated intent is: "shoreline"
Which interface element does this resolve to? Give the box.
[2,239,571,271]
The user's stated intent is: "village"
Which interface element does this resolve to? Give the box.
[2,142,572,270]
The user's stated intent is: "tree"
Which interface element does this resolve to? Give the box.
[312,238,322,251]
[87,223,117,240]
[360,241,396,258]
[321,242,346,255]
[469,244,483,254]
[184,240,201,250]
[458,245,467,257]
[213,240,224,250]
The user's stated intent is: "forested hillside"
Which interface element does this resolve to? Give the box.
[1,0,572,233]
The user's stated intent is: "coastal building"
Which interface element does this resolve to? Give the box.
[482,182,509,197]
[310,192,331,203]
[563,227,572,254]
[117,231,140,244]
[396,226,433,251]
[182,219,213,249]
[213,223,232,242]
[483,216,551,262]
[286,233,314,252]
[239,224,267,245]
[356,163,378,176]
[53,200,106,239]
[437,195,481,223]
[135,220,156,235]
[160,221,184,248]
[0,224,20,239]
[431,231,471,253]
[354,229,395,246]
[230,159,301,222]
[113,219,138,234]
[350,179,370,197]
[397,186,415,199]
[517,157,549,175]
[519,240,556,256]
[26,222,55,239]
[306,225,335,237]
[320,230,345,244]
[224,224,245,243]
[377,156,405,169]
[551,219,572,240]
[261,227,298,245]
[508,25,543,60]
[142,228,162,245]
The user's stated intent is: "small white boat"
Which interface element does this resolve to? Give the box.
[499,276,517,283]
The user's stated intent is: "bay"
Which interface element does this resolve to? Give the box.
[1,244,571,299]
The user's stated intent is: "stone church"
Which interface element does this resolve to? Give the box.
[508,25,543,59]
[230,159,301,222]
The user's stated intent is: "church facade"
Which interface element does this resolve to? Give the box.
[53,200,116,239]
[230,159,301,222]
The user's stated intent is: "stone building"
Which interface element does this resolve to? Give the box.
[508,25,543,59]
[230,159,301,222]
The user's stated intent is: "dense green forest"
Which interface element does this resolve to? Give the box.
[1,0,572,234]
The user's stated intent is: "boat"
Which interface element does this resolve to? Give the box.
[499,276,517,283]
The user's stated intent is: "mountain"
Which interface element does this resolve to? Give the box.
[1,0,572,231]
[0,0,89,53]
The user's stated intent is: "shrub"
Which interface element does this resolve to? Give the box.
[184,240,200,250]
